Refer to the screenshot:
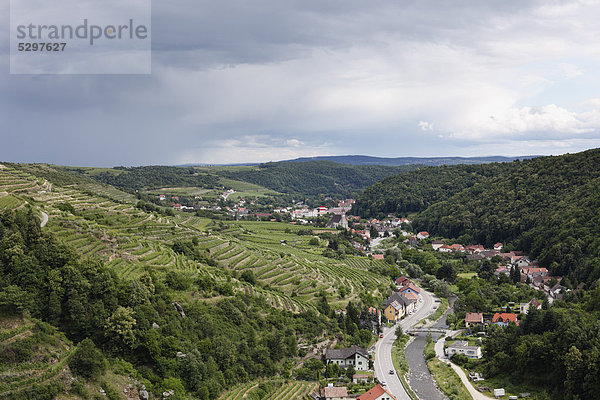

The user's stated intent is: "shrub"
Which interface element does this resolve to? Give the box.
[69,338,106,378]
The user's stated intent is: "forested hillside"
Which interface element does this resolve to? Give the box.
[218,161,418,198]
[69,166,221,191]
[356,149,600,284]
[352,162,516,216]
[0,162,391,399]
[0,209,330,399]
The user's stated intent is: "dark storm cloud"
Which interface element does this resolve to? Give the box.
[2,0,600,165]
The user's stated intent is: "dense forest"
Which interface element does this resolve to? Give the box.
[352,162,515,216]
[355,149,600,284]
[219,161,418,198]
[0,209,334,399]
[80,166,221,191]
[414,150,600,283]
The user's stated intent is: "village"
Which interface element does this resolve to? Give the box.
[152,191,575,400]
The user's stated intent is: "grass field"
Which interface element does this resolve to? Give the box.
[219,178,280,200]
[426,357,473,400]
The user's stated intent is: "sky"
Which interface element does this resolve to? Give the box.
[2,0,600,166]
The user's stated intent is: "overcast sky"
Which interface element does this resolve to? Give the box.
[2,0,600,166]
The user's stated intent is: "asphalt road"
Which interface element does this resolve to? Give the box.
[373,289,436,399]
[40,211,48,228]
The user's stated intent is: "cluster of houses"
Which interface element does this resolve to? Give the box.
[492,255,571,301]
[382,277,420,322]
[463,306,539,330]
[431,240,504,258]
[429,237,571,301]
[156,195,196,211]
[445,307,540,360]
[406,231,429,245]
[364,217,411,238]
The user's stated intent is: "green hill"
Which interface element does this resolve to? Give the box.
[216,160,419,198]
[0,162,390,399]
[352,162,515,216]
[355,148,600,284]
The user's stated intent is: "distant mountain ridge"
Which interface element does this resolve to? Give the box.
[279,154,539,166]
[178,154,539,167]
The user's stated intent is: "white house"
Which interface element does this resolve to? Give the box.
[325,345,369,371]
[431,240,444,250]
[445,341,482,359]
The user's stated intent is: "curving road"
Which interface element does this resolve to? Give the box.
[40,211,48,228]
[373,289,436,399]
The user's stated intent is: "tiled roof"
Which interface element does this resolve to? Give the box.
[492,313,517,323]
[465,312,483,323]
[325,345,368,360]
[403,292,418,301]
[323,386,348,397]
[399,283,421,294]
[357,384,396,400]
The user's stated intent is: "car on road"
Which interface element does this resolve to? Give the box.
[380,381,386,386]
[389,369,395,374]
[379,334,384,338]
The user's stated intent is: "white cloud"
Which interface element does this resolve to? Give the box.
[558,62,583,79]
[176,134,334,164]
[418,121,434,131]
[449,103,600,141]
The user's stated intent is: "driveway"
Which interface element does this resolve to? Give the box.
[434,333,489,400]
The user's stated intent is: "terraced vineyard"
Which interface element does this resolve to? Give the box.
[219,380,316,400]
[0,318,73,398]
[0,163,389,313]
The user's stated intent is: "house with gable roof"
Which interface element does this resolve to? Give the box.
[321,385,350,400]
[492,313,518,327]
[465,312,483,327]
[398,283,420,296]
[325,345,369,371]
[356,384,396,400]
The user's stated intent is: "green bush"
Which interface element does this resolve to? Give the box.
[69,338,106,379]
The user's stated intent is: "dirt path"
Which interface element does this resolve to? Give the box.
[434,333,490,400]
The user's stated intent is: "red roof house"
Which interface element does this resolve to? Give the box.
[395,276,411,286]
[356,384,397,400]
[493,313,518,326]
[399,283,421,295]
[465,312,484,326]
